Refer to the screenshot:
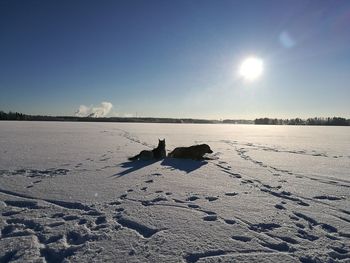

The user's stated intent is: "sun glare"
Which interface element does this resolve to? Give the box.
[239,57,263,81]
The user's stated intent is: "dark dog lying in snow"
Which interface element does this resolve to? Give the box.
[128,139,166,161]
[168,144,213,160]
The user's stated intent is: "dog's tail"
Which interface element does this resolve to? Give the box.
[128,154,140,161]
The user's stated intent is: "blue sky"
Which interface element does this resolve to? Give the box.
[1,0,349,119]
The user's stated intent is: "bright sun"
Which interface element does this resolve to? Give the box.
[239,57,263,81]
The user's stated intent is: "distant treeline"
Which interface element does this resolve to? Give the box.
[1,111,348,126]
[0,111,234,124]
[254,117,350,126]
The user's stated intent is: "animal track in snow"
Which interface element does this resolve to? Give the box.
[295,223,305,229]
[116,216,163,238]
[95,216,107,225]
[66,230,98,245]
[40,246,80,263]
[38,234,64,245]
[109,200,122,206]
[321,223,337,233]
[224,219,236,225]
[184,250,229,263]
[62,215,79,221]
[187,196,200,201]
[259,241,295,252]
[202,215,217,221]
[260,189,310,207]
[313,195,342,201]
[205,196,218,202]
[4,200,41,209]
[293,212,318,226]
[275,204,286,210]
[272,235,299,244]
[44,199,93,211]
[231,235,252,242]
[83,210,104,216]
[225,192,238,196]
[173,198,186,203]
[296,229,319,241]
[249,223,281,232]
[2,210,22,216]
[2,168,70,178]
[49,222,65,227]
[119,193,128,199]
[0,250,21,262]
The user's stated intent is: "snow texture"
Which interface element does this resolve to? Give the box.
[0,121,349,262]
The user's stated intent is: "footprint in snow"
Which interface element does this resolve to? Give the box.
[173,199,186,203]
[205,196,218,202]
[224,219,236,225]
[62,215,79,221]
[51,212,65,218]
[249,223,281,232]
[109,201,122,206]
[225,192,238,197]
[313,195,342,201]
[95,216,107,225]
[4,200,41,209]
[187,196,200,201]
[203,215,218,221]
[2,210,22,216]
[295,223,305,229]
[231,235,252,242]
[83,210,104,216]
[119,193,128,199]
[275,204,286,210]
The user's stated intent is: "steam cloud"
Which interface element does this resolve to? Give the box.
[75,102,113,117]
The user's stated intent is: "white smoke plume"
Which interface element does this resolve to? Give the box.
[75,102,113,117]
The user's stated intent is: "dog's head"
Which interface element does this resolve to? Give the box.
[158,139,166,148]
[202,144,213,154]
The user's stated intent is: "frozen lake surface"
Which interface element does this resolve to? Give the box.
[0,121,349,262]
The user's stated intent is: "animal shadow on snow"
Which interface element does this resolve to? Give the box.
[113,160,159,177]
[161,158,208,173]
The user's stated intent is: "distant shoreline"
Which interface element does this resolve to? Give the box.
[0,111,349,126]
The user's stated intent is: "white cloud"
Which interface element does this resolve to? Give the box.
[75,101,113,117]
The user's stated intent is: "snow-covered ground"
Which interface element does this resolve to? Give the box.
[0,121,349,263]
